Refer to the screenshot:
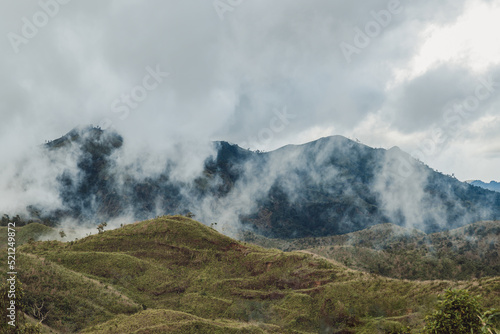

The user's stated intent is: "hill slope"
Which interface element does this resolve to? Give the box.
[0,223,53,248]
[3,216,499,333]
[241,221,500,281]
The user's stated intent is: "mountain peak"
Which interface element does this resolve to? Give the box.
[45,125,123,151]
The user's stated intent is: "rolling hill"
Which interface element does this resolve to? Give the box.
[2,216,499,333]
[241,220,500,281]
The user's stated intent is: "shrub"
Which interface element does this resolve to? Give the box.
[424,289,482,333]
[479,309,500,334]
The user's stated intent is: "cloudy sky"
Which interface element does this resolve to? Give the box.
[1,0,499,181]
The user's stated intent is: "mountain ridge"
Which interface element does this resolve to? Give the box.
[468,180,500,193]
[6,125,500,239]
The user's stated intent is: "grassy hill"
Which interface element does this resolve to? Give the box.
[1,216,499,333]
[240,221,500,281]
[0,223,53,248]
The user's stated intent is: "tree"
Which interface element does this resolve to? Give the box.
[12,215,22,225]
[97,222,107,234]
[424,289,482,333]
[59,230,66,239]
[1,214,10,226]
[30,301,50,324]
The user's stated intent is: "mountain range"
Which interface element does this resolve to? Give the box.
[468,180,500,193]
[12,125,500,239]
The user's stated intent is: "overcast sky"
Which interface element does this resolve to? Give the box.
[1,0,499,181]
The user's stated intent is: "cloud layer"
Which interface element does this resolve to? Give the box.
[1,0,499,186]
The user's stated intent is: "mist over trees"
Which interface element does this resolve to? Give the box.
[1,127,499,239]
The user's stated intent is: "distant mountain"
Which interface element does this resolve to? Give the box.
[468,180,500,193]
[16,126,500,238]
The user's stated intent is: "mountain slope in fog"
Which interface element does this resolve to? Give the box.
[21,126,500,238]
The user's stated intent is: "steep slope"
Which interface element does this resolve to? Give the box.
[4,216,499,333]
[14,126,500,238]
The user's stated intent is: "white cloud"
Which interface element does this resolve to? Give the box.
[393,0,500,85]
[0,0,498,193]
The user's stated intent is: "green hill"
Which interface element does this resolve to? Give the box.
[240,221,500,281]
[0,223,53,248]
[2,216,499,333]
